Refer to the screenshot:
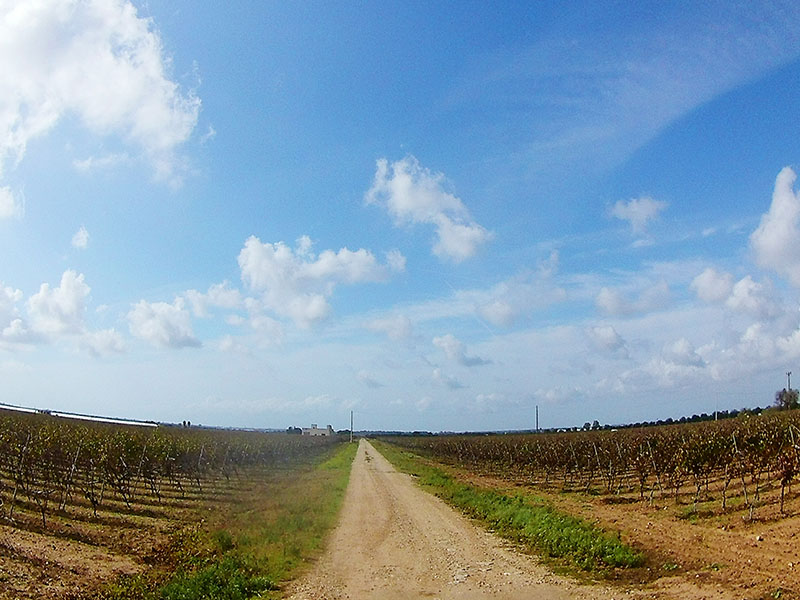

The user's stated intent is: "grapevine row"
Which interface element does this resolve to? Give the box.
[386,411,800,515]
[0,409,341,526]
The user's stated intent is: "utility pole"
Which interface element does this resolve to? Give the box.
[788,371,792,391]
[535,405,539,432]
[350,410,353,443]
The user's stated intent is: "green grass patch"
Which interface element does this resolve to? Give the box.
[100,441,358,599]
[373,440,643,572]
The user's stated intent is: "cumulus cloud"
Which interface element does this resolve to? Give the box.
[661,338,704,367]
[365,156,492,262]
[184,281,242,318]
[27,270,90,336]
[0,284,32,348]
[690,267,733,303]
[238,235,392,328]
[750,167,800,285]
[0,284,23,326]
[610,196,667,234]
[0,0,200,184]
[595,281,669,316]
[725,276,782,320]
[586,324,629,358]
[127,297,200,348]
[366,314,414,341]
[433,333,490,367]
[71,225,89,249]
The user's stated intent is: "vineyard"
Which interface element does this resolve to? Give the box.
[385,410,800,518]
[0,409,339,527]
[0,408,345,599]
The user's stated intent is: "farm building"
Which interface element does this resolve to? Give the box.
[302,423,334,436]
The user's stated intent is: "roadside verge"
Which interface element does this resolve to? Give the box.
[372,440,643,577]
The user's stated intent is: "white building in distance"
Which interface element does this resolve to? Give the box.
[302,423,334,436]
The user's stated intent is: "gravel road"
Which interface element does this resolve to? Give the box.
[286,439,621,600]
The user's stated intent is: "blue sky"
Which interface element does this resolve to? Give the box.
[2,1,800,431]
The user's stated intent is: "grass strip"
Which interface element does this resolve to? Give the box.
[373,440,643,572]
[100,440,358,600]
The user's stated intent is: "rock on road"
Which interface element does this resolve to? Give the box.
[286,439,619,600]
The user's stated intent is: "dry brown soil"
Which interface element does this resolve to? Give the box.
[286,440,792,600]
[452,463,800,599]
[0,477,227,599]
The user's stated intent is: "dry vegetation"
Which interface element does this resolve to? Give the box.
[0,409,350,599]
[385,412,800,599]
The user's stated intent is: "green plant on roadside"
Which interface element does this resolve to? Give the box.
[374,441,643,572]
[160,556,276,600]
[101,441,358,600]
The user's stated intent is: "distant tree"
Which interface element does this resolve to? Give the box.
[774,388,800,411]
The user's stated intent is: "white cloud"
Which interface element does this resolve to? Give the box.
[246,313,284,342]
[81,328,125,357]
[476,268,566,327]
[71,225,89,249]
[365,156,493,262]
[725,276,782,320]
[532,386,585,406]
[184,281,242,318]
[386,249,407,272]
[433,333,490,367]
[432,368,465,390]
[0,186,21,219]
[473,392,519,414]
[366,314,414,341]
[661,338,704,367]
[238,235,391,328]
[127,297,200,348]
[750,167,800,286]
[1,318,38,347]
[218,335,251,355]
[72,152,130,173]
[610,196,667,234]
[586,324,629,358]
[0,284,34,349]
[0,284,23,327]
[595,280,669,316]
[478,300,516,329]
[0,0,200,184]
[690,267,733,303]
[27,270,89,336]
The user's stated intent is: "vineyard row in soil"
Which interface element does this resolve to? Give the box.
[0,409,348,599]
[385,410,800,518]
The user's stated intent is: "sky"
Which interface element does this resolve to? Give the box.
[2,1,800,432]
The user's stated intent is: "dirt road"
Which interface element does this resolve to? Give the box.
[286,439,621,600]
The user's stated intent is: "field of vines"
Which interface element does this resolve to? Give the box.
[0,408,340,527]
[386,411,800,517]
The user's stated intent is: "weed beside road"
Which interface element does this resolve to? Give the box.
[98,440,358,600]
[373,440,643,573]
